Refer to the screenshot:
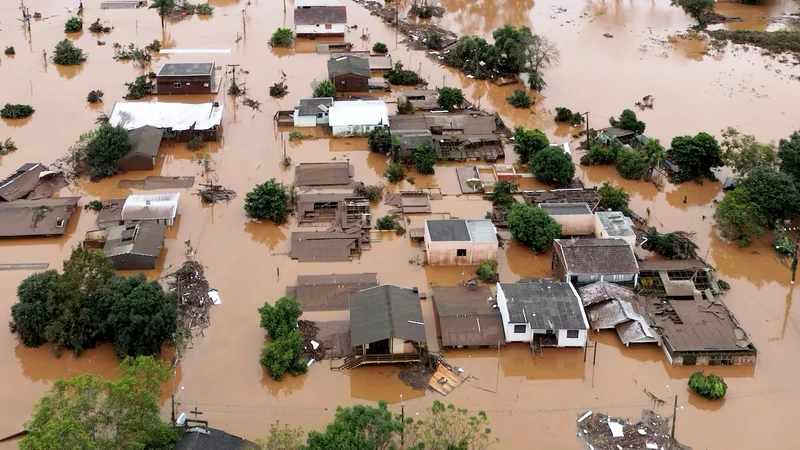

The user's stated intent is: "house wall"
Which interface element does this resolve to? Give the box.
[117,154,155,172]
[98,217,175,230]
[294,114,319,127]
[108,253,158,271]
[156,75,213,95]
[332,124,381,137]
[495,284,533,343]
[556,329,588,347]
[330,73,368,92]
[552,248,568,281]
[390,338,415,354]
[399,95,439,110]
[296,23,347,36]
[552,214,595,236]
[425,241,497,266]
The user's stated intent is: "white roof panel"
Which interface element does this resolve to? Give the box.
[328,100,389,127]
[109,102,223,131]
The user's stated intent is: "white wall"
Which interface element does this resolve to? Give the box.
[295,24,347,35]
[332,124,379,137]
[293,114,318,127]
[557,329,588,347]
[391,338,413,354]
[495,284,533,343]
[426,241,498,266]
[593,215,637,249]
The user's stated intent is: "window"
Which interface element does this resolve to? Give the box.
[340,80,345,85]
[513,324,526,334]
[186,82,191,86]
[456,249,467,257]
[325,23,332,30]
[173,82,181,88]
[317,112,324,118]
[316,24,320,27]
[566,330,579,339]
[203,83,210,88]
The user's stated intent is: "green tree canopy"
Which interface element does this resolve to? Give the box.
[506,203,561,252]
[384,162,406,183]
[506,89,532,108]
[10,270,60,347]
[721,127,777,175]
[488,179,518,209]
[598,182,631,212]
[260,328,307,381]
[86,124,131,181]
[368,127,393,155]
[413,141,438,175]
[492,24,532,74]
[777,130,800,184]
[306,401,402,450]
[443,35,503,79]
[713,186,764,247]
[512,126,549,163]
[616,147,650,181]
[149,0,175,29]
[244,179,290,224]
[670,132,723,182]
[386,62,422,86]
[530,146,575,187]
[437,87,464,110]
[741,167,800,227]
[642,138,666,176]
[406,400,497,450]
[20,356,179,450]
[256,421,304,450]
[52,39,87,65]
[313,79,336,98]
[269,28,295,48]
[258,296,302,340]
[609,109,646,134]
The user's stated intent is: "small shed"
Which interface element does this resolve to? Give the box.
[101,222,166,270]
[293,97,334,127]
[328,56,370,92]
[294,5,347,37]
[538,203,594,236]
[397,89,439,110]
[432,286,504,348]
[155,62,219,95]
[552,238,639,286]
[118,126,164,172]
[349,285,426,361]
[424,219,498,266]
[594,211,636,249]
[328,100,389,137]
[96,193,180,229]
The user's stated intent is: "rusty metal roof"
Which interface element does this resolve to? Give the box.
[433,286,504,347]
[349,285,426,347]
[0,197,80,237]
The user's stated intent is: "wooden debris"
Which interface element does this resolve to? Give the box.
[197,183,236,204]
[427,363,466,396]
[165,261,213,357]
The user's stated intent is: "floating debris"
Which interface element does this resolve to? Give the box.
[197,183,236,204]
[578,410,691,450]
[165,261,214,357]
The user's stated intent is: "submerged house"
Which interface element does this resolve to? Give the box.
[538,203,594,236]
[293,97,334,127]
[328,100,389,137]
[154,62,220,95]
[118,126,164,172]
[294,5,347,37]
[0,163,68,202]
[345,285,427,368]
[594,211,636,249]
[552,238,639,286]
[96,193,180,229]
[495,280,589,349]
[328,55,370,92]
[578,281,657,346]
[108,101,224,141]
[85,222,166,270]
[0,197,80,238]
[397,89,439,110]
[433,286,504,348]
[424,219,498,266]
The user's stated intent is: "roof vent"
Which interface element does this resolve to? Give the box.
[145,200,151,205]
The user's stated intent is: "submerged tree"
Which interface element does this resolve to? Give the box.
[255,422,304,450]
[713,186,763,247]
[506,89,532,108]
[507,203,561,252]
[306,401,402,450]
[741,167,800,227]
[437,87,464,110]
[598,182,630,212]
[777,130,800,184]
[670,132,723,182]
[368,127,393,155]
[721,127,777,175]
[149,0,176,29]
[609,109,646,134]
[413,141,438,175]
[269,28,295,48]
[512,126,549,163]
[244,179,290,224]
[526,34,560,91]
[406,400,498,450]
[530,146,575,187]
[85,124,131,181]
[488,179,518,209]
[52,39,87,65]
[258,296,306,381]
[313,79,336,98]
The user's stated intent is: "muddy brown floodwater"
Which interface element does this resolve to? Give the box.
[1,0,800,449]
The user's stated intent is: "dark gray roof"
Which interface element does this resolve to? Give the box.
[578,281,637,307]
[328,55,370,78]
[0,163,44,201]
[499,280,587,330]
[103,222,166,258]
[601,127,635,138]
[297,97,334,116]
[433,286,504,347]
[0,197,80,237]
[294,5,347,25]
[538,203,592,215]
[555,238,639,275]
[157,63,214,77]
[426,219,470,242]
[392,130,434,150]
[127,126,163,157]
[349,285,426,346]
[175,427,256,450]
[287,273,379,311]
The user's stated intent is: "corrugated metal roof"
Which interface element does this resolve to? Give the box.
[426,219,470,242]
[586,299,638,330]
[103,222,166,258]
[499,280,587,330]
[433,286,504,347]
[596,211,635,237]
[615,319,657,345]
[328,55,370,78]
[287,273,379,311]
[466,219,498,243]
[289,231,359,262]
[121,193,180,221]
[328,100,389,127]
[296,97,334,116]
[349,285,426,347]
[555,238,639,275]
[109,102,223,131]
[294,5,347,25]
[157,62,214,77]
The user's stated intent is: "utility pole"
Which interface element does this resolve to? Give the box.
[242,9,246,35]
[171,394,176,425]
[228,64,240,91]
[583,111,590,150]
[670,395,678,439]
[400,394,405,449]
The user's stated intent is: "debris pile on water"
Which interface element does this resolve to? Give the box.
[166,261,213,335]
[577,410,691,450]
[197,183,236,204]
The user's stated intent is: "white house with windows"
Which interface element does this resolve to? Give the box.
[328,100,389,137]
[294,5,347,37]
[495,280,589,348]
[293,97,334,127]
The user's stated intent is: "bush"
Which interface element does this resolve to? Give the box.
[64,17,83,33]
[260,330,307,381]
[598,182,630,212]
[197,3,214,15]
[53,39,87,65]
[1,138,17,154]
[384,162,406,183]
[84,200,104,211]
[86,124,131,181]
[555,107,584,126]
[4,46,15,55]
[288,130,304,142]
[245,179,290,224]
[476,260,498,283]
[270,82,288,98]
[427,32,444,50]
[313,79,336,98]
[86,90,104,103]
[372,42,388,53]
[368,127,393,155]
[144,39,161,53]
[580,140,621,166]
[88,18,112,33]
[186,135,204,150]
[488,179,518,209]
[413,141,437,175]
[397,97,414,114]
[437,87,464,110]
[386,62,422,86]
[0,104,34,119]
[530,146,575,187]
[269,28,295,48]
[353,183,384,202]
[688,372,727,400]
[123,72,155,100]
[609,109,646,134]
[376,215,400,231]
[112,42,154,67]
[507,203,561,252]
[507,89,532,108]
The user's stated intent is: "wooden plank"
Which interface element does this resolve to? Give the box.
[427,363,466,396]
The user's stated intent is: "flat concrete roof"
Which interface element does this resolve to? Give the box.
[157,62,214,77]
